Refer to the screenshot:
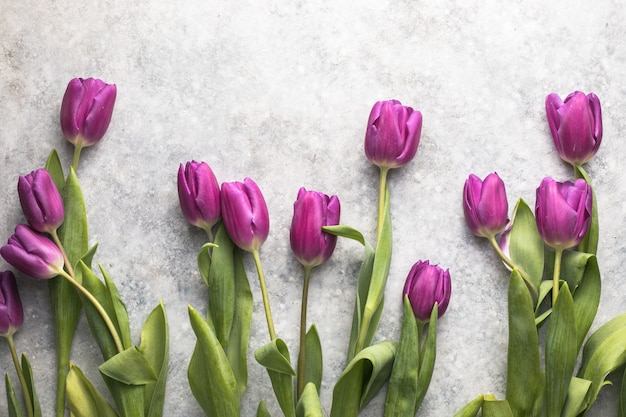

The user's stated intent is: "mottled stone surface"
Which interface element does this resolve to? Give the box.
[1,0,625,416]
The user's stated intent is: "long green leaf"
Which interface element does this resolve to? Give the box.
[572,255,601,351]
[49,165,87,417]
[546,283,577,417]
[225,248,252,398]
[100,265,132,349]
[561,377,592,417]
[66,364,119,417]
[207,224,236,347]
[384,297,418,417]
[188,305,239,417]
[45,149,64,190]
[6,373,26,417]
[575,165,598,255]
[255,339,296,417]
[21,355,42,417]
[138,301,169,417]
[415,304,438,414]
[505,270,541,417]
[508,198,544,290]
[303,324,323,394]
[296,383,324,417]
[330,340,396,417]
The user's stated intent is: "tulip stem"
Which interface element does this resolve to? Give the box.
[552,248,563,305]
[377,167,390,246]
[297,265,312,399]
[71,145,83,172]
[6,335,34,417]
[57,270,125,353]
[252,250,276,340]
[50,230,75,278]
[487,235,538,301]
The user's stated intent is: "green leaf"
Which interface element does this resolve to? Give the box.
[99,347,158,385]
[575,165,598,255]
[303,324,323,394]
[66,364,119,417]
[100,265,132,349]
[296,383,324,417]
[508,198,544,291]
[187,305,239,417]
[505,270,541,417]
[6,373,25,417]
[254,339,296,417]
[225,248,252,398]
[330,340,396,417]
[572,255,600,351]
[49,166,87,417]
[45,149,65,190]
[21,355,42,417]
[197,243,213,287]
[257,400,271,417]
[138,301,169,417]
[482,397,514,417]
[561,377,592,417]
[415,304,438,414]
[579,312,626,409]
[452,395,483,417]
[207,224,236,348]
[384,297,419,417]
[545,283,577,417]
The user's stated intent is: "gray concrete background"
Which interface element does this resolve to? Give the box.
[1,0,625,415]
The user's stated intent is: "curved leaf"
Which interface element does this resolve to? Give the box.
[254,339,295,417]
[330,340,396,417]
[508,198,544,290]
[452,395,483,417]
[207,224,236,347]
[546,283,576,417]
[303,324,323,394]
[187,306,239,417]
[575,165,598,255]
[138,301,169,417]
[482,397,513,417]
[99,347,157,385]
[572,255,601,351]
[66,364,119,417]
[296,383,324,417]
[506,270,541,417]
[415,304,438,413]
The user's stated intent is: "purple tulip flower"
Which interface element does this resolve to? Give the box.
[535,177,592,250]
[0,224,64,280]
[364,100,422,169]
[0,271,24,337]
[177,161,221,230]
[546,91,602,165]
[403,260,451,322]
[463,173,509,238]
[18,169,64,234]
[60,77,117,147]
[220,178,270,252]
[290,188,341,268]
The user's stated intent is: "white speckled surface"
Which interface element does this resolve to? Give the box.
[2,1,626,416]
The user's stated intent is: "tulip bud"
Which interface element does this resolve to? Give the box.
[220,178,270,252]
[403,260,451,322]
[289,188,341,268]
[545,91,602,165]
[60,77,117,147]
[364,100,422,169]
[463,173,509,238]
[0,271,24,337]
[177,161,221,230]
[535,177,592,250]
[18,169,64,233]
[0,224,64,280]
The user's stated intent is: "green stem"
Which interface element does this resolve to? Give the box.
[71,144,83,172]
[57,270,124,353]
[487,235,538,301]
[50,229,75,278]
[6,335,34,417]
[252,250,276,340]
[297,266,312,398]
[376,167,390,246]
[552,248,563,305]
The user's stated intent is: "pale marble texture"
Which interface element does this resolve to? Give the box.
[1,0,626,416]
